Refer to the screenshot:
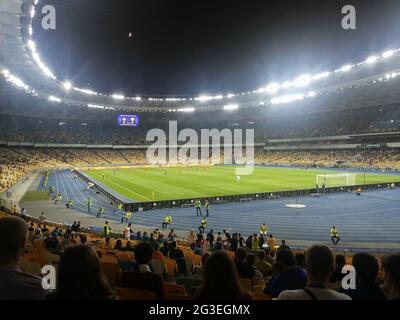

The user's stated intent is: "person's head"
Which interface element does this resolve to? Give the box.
[135,242,153,265]
[153,242,160,251]
[257,250,266,261]
[196,251,247,300]
[269,234,273,239]
[105,237,110,244]
[201,252,210,265]
[335,254,346,269]
[56,245,111,300]
[295,253,306,268]
[382,254,400,299]
[352,253,379,285]
[105,221,109,226]
[306,245,334,285]
[127,223,131,228]
[276,249,295,271]
[114,239,122,250]
[0,217,28,265]
[245,253,256,267]
[125,241,132,249]
[236,247,247,262]
[170,241,178,250]
[281,239,286,245]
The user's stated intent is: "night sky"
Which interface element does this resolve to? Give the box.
[32,0,400,96]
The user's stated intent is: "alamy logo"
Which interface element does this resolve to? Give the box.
[341,265,356,290]
[41,265,56,290]
[146,121,255,175]
[40,5,56,30]
[341,5,356,30]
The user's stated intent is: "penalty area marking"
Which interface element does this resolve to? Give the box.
[285,204,307,208]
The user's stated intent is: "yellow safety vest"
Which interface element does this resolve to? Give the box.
[201,219,207,227]
[260,225,268,233]
[165,216,171,223]
[331,228,338,237]
[126,212,132,219]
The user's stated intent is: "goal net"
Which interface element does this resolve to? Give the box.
[316,173,356,188]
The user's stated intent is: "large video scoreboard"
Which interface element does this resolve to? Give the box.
[118,115,139,127]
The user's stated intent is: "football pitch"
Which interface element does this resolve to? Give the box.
[83,166,400,202]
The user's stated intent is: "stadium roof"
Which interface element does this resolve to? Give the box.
[2,0,400,113]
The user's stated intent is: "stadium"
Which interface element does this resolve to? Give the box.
[0,0,400,305]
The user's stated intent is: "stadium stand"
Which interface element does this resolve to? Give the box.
[0,209,399,300]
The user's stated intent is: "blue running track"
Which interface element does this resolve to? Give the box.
[42,170,400,244]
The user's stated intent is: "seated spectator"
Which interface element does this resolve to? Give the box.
[277,239,290,252]
[235,247,255,279]
[330,254,346,283]
[195,251,251,300]
[142,231,149,242]
[340,253,384,300]
[0,216,48,300]
[28,222,34,235]
[245,253,263,281]
[295,253,306,269]
[264,249,307,298]
[113,239,123,251]
[50,245,113,300]
[194,241,203,256]
[206,229,214,246]
[119,242,164,299]
[152,242,164,261]
[168,229,177,240]
[278,245,351,300]
[187,229,196,244]
[41,224,49,234]
[156,234,165,244]
[230,233,238,252]
[169,241,184,260]
[213,237,224,251]
[44,233,60,254]
[382,254,400,300]
[255,250,272,277]
[160,241,170,257]
[123,241,135,252]
[135,231,143,241]
[194,252,210,281]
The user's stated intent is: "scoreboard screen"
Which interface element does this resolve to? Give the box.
[118,115,139,127]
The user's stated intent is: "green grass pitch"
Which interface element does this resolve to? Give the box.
[83,166,400,202]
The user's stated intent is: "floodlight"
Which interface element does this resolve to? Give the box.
[365,56,378,64]
[340,65,352,72]
[382,50,394,58]
[292,74,311,87]
[112,94,125,100]
[265,82,280,94]
[224,104,239,111]
[63,81,72,90]
[271,93,304,104]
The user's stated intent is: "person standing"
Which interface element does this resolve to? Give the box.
[97,207,105,218]
[260,223,268,239]
[87,197,92,213]
[103,221,111,237]
[195,200,202,216]
[205,200,210,217]
[330,226,340,246]
[123,223,133,240]
[121,211,132,224]
[199,217,207,233]
[162,214,171,229]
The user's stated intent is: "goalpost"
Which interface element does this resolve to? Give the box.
[316,173,357,187]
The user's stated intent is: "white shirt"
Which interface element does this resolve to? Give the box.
[139,264,151,273]
[124,227,131,239]
[278,287,352,300]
